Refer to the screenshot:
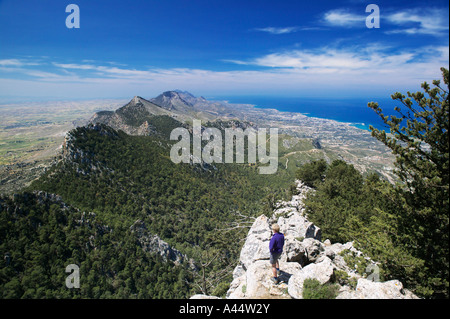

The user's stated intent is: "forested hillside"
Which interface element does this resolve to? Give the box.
[1,119,294,298]
[0,192,193,298]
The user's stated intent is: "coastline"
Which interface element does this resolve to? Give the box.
[214,95,392,133]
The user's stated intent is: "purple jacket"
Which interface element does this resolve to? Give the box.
[269,232,285,254]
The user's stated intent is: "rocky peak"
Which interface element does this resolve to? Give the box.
[121,96,154,110]
[131,96,144,105]
[152,90,194,111]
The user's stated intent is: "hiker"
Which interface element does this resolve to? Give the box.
[269,223,284,284]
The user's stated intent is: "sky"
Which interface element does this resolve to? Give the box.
[0,0,448,102]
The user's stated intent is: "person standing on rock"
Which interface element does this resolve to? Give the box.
[269,224,284,284]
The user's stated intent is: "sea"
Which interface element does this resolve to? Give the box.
[214,96,400,132]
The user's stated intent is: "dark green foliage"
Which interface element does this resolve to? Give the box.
[116,102,187,139]
[301,158,443,298]
[303,160,375,243]
[295,159,327,188]
[147,115,189,139]
[368,68,449,298]
[0,192,192,298]
[300,68,449,299]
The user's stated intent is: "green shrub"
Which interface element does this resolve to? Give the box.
[302,278,339,299]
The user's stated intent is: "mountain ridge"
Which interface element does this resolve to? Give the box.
[88,90,396,182]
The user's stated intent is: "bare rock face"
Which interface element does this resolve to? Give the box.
[274,180,321,241]
[336,279,419,299]
[227,260,301,299]
[238,215,272,270]
[225,180,419,300]
[130,219,188,266]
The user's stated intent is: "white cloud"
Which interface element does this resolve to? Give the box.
[0,45,448,99]
[96,66,152,78]
[0,59,24,66]
[253,26,300,34]
[323,9,365,27]
[52,63,97,70]
[0,58,40,67]
[53,62,153,79]
[251,49,373,69]
[226,45,433,72]
[322,7,449,36]
[385,8,449,36]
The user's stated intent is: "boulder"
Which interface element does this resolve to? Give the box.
[228,260,301,299]
[238,215,272,270]
[288,256,335,299]
[302,238,324,263]
[282,235,306,264]
[336,278,419,299]
[245,261,276,298]
[277,211,321,241]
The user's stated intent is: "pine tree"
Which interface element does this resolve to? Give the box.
[368,67,449,298]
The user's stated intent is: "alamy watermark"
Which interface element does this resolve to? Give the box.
[366,264,381,282]
[65,4,380,30]
[65,4,80,29]
[65,264,80,288]
[170,120,279,174]
[366,4,380,29]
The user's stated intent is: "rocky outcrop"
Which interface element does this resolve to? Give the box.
[190,294,221,299]
[130,219,189,266]
[89,96,173,135]
[62,124,119,176]
[336,278,418,299]
[237,214,272,270]
[287,256,335,299]
[226,180,419,299]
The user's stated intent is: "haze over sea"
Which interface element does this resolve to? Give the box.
[215,96,399,132]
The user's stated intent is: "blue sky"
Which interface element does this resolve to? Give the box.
[0,0,448,101]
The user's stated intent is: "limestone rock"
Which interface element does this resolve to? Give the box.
[227,274,247,299]
[277,211,321,241]
[245,261,277,298]
[275,180,312,211]
[190,294,221,299]
[288,257,335,299]
[228,260,301,299]
[130,219,188,265]
[336,278,419,299]
[282,235,306,264]
[239,215,272,270]
[302,238,325,263]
